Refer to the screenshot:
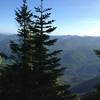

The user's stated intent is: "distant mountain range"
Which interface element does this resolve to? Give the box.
[1,34,100,93]
[71,75,100,94]
[54,35,100,85]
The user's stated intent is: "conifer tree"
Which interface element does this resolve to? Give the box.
[0,0,34,100]
[10,0,33,69]
[29,0,72,99]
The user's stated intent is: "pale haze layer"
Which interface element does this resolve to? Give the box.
[0,0,100,36]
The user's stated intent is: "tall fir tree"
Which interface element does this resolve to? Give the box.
[29,0,73,100]
[0,0,34,100]
[10,0,33,70]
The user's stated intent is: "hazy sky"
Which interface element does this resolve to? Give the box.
[0,0,100,36]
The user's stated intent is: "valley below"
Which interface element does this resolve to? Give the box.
[1,34,100,93]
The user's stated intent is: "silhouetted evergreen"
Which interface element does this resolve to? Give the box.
[0,0,74,100]
[10,0,33,68]
[28,0,75,99]
[0,0,34,100]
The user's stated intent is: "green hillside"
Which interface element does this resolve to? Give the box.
[0,34,100,86]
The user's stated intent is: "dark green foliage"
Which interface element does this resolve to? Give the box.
[95,50,100,58]
[11,0,33,69]
[28,0,72,100]
[0,0,73,100]
[0,0,34,100]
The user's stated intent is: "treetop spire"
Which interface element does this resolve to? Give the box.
[40,0,43,4]
[23,0,27,4]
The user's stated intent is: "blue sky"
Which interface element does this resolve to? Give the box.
[0,0,100,36]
